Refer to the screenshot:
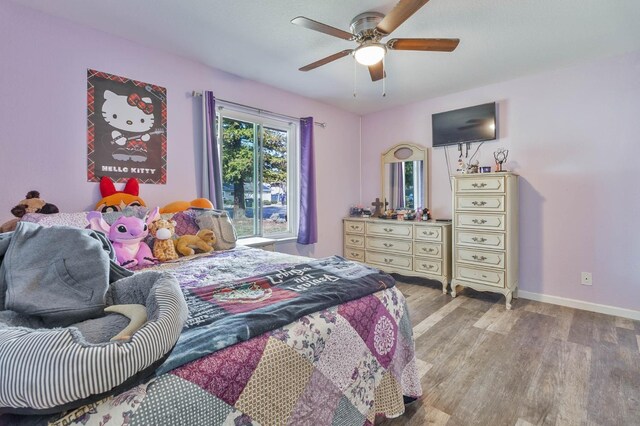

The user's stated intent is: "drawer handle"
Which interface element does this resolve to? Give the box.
[482,274,488,278]
[422,247,435,253]
[351,252,361,258]
[383,243,394,248]
[472,237,487,243]
[422,264,435,269]
[383,258,393,264]
[471,201,487,206]
[383,228,393,232]
[472,255,488,261]
[349,225,359,230]
[350,239,358,243]
[472,182,487,188]
[422,231,435,236]
[472,219,487,224]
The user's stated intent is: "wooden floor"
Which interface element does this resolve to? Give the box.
[377,276,640,426]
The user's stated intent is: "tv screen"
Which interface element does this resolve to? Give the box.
[432,102,497,147]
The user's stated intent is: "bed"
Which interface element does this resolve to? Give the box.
[2,238,421,426]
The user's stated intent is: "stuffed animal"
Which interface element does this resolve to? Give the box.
[160,198,213,214]
[148,218,179,262]
[95,177,146,213]
[87,207,159,268]
[174,229,216,257]
[0,191,59,233]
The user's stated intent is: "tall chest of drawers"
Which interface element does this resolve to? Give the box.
[343,218,452,293]
[450,172,519,309]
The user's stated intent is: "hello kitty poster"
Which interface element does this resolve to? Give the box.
[87,69,167,184]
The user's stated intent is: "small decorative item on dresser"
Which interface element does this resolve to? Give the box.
[480,166,491,173]
[371,198,387,218]
[467,160,479,174]
[380,209,397,220]
[349,205,364,217]
[395,210,415,220]
[493,148,509,172]
[361,208,372,218]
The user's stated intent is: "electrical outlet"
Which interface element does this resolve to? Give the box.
[581,272,592,286]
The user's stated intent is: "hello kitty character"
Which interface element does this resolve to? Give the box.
[101,90,156,162]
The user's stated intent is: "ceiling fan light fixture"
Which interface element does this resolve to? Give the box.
[354,43,386,66]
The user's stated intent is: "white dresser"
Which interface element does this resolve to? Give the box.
[450,172,519,309]
[343,217,452,293]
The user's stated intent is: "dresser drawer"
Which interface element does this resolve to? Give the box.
[455,195,505,212]
[366,222,413,238]
[456,247,505,269]
[414,225,442,242]
[456,213,505,231]
[456,230,505,250]
[366,237,413,255]
[366,251,412,271]
[344,234,365,248]
[415,259,442,275]
[344,220,365,234]
[414,241,442,258]
[456,176,505,193]
[456,265,505,288]
[344,248,364,262]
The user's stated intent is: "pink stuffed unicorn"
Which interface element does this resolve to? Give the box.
[87,207,160,268]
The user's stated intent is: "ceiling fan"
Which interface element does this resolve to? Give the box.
[291,0,460,82]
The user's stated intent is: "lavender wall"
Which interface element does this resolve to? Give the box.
[361,51,640,311]
[0,1,361,258]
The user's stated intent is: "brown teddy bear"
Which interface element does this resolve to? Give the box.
[148,218,179,262]
[174,229,216,257]
[0,191,59,233]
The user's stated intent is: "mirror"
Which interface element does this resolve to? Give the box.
[381,143,429,211]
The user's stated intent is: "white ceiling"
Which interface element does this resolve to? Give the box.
[11,0,640,114]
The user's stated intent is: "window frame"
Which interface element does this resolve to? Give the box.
[216,105,299,241]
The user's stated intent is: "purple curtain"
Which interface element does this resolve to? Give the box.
[390,162,405,209]
[202,91,223,209]
[297,117,317,244]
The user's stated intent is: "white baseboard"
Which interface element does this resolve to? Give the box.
[518,290,640,321]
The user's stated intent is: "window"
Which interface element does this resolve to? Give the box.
[217,107,298,239]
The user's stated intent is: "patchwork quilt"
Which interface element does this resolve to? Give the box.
[159,255,397,374]
[5,247,422,426]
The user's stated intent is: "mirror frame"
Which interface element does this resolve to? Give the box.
[381,142,429,210]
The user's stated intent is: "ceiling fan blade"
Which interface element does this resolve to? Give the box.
[387,38,460,52]
[368,62,385,82]
[291,16,354,40]
[299,49,353,72]
[376,0,430,35]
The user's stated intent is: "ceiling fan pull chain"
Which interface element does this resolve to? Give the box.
[353,55,357,98]
[382,56,386,97]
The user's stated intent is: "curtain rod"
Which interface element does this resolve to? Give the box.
[191,91,326,128]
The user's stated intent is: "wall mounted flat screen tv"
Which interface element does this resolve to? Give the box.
[432,102,497,147]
